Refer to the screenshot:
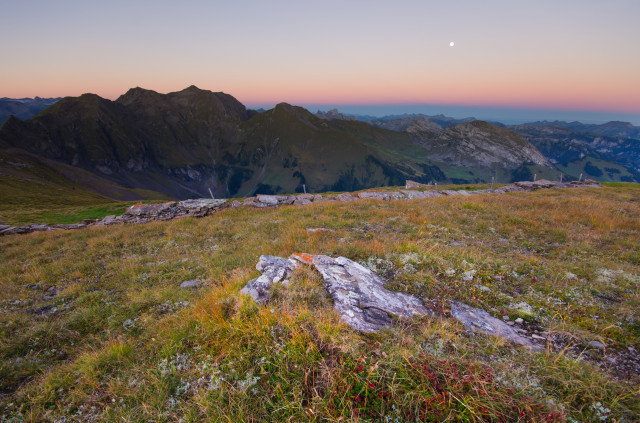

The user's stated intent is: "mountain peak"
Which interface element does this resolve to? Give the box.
[116,87,160,105]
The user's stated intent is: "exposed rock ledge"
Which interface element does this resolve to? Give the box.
[242,254,539,350]
[0,179,600,237]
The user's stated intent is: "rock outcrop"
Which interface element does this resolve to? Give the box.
[241,253,542,349]
[449,301,538,350]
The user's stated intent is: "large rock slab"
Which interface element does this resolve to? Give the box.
[241,254,546,348]
[294,254,432,333]
[124,202,178,219]
[242,253,431,333]
[449,301,540,350]
[357,191,391,201]
[177,199,227,216]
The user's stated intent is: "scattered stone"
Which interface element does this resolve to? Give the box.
[306,228,334,233]
[509,301,535,317]
[336,193,356,202]
[506,321,515,326]
[589,340,606,350]
[449,301,539,350]
[180,280,202,289]
[515,317,524,324]
[43,286,61,300]
[294,198,311,206]
[531,334,546,340]
[312,194,323,202]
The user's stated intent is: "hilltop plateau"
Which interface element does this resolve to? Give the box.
[0,182,639,421]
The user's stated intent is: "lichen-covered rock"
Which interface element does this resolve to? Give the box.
[296,254,432,333]
[357,191,391,201]
[294,198,311,206]
[240,255,299,303]
[493,185,525,193]
[515,180,567,190]
[336,193,356,202]
[178,199,227,216]
[124,202,178,218]
[449,301,539,350]
[242,253,432,333]
[401,190,428,199]
[180,279,202,289]
[256,195,280,205]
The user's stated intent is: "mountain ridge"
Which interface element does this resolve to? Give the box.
[2,86,630,201]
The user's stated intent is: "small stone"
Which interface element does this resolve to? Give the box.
[180,280,202,289]
[502,315,510,321]
[531,334,546,340]
[515,318,524,324]
[506,321,515,326]
[306,228,334,233]
[588,340,606,350]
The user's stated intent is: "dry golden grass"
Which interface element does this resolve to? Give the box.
[0,185,639,421]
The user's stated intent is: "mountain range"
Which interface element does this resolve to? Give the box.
[0,97,61,123]
[0,87,638,203]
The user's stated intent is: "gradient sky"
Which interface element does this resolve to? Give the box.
[1,0,639,122]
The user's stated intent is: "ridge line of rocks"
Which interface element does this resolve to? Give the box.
[0,179,600,237]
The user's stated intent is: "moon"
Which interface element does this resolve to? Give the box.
[449,41,455,47]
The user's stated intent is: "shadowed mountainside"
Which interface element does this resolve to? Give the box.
[0,86,577,199]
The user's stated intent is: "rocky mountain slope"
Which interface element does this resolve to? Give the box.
[1,86,558,199]
[390,119,552,169]
[520,120,640,140]
[509,124,640,178]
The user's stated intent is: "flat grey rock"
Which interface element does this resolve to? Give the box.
[336,193,356,202]
[242,253,431,333]
[357,191,390,201]
[180,279,202,289]
[299,254,432,333]
[256,195,280,205]
[450,301,540,350]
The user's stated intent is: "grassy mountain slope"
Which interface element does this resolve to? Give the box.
[0,149,168,225]
[1,186,638,421]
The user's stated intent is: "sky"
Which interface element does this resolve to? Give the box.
[1,0,639,124]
